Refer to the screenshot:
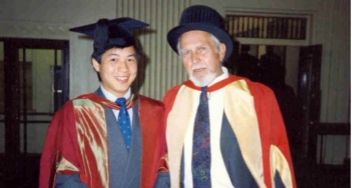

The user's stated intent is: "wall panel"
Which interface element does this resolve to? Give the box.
[116,0,190,100]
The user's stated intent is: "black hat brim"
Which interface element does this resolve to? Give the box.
[167,23,233,62]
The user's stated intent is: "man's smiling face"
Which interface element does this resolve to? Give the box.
[92,46,137,97]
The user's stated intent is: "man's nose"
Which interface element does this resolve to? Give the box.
[191,52,200,64]
[117,61,128,72]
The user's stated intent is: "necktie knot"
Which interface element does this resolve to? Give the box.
[200,86,208,103]
[116,98,127,108]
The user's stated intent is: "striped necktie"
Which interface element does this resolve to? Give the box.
[192,86,211,187]
[116,97,131,150]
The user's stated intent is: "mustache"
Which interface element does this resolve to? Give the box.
[191,64,206,71]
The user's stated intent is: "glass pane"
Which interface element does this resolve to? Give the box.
[18,48,62,154]
[20,120,51,153]
[0,42,4,153]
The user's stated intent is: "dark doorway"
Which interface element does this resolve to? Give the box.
[297,44,323,159]
[228,44,322,158]
[229,44,304,157]
[0,38,69,188]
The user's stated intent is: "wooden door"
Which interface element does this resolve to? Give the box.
[0,38,69,188]
[297,44,322,160]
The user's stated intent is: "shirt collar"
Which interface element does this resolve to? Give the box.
[209,66,229,86]
[100,85,131,102]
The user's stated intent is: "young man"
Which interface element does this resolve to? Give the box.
[163,5,296,188]
[39,17,169,188]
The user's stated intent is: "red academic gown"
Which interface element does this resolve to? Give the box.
[163,75,296,188]
[39,93,167,188]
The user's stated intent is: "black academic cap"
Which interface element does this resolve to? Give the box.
[69,17,149,59]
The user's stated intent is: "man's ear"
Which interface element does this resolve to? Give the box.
[219,43,226,62]
[92,58,100,72]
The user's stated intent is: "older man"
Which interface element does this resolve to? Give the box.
[163,5,296,188]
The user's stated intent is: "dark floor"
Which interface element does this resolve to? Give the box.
[0,154,41,188]
[295,159,350,188]
[0,154,350,188]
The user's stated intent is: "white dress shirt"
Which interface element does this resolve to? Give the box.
[183,67,234,188]
[100,86,134,126]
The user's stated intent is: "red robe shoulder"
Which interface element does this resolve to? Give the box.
[39,94,167,188]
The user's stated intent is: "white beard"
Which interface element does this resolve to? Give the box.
[189,70,217,87]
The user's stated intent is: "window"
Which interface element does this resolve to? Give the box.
[225,15,308,40]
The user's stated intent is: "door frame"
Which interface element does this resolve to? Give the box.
[0,37,69,187]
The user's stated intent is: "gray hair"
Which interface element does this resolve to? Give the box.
[176,33,221,57]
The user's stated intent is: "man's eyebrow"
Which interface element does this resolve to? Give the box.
[107,53,119,57]
[127,53,137,58]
